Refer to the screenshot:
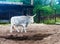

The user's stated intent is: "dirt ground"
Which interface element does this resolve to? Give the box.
[0,24,60,44]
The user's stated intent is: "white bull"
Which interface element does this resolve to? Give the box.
[10,14,36,33]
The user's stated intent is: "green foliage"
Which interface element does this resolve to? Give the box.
[6,0,22,2]
[44,17,60,24]
[56,17,60,22]
[33,5,54,16]
[22,0,31,5]
[42,6,54,14]
[0,22,10,24]
[44,19,55,24]
[34,0,51,5]
[33,4,55,23]
[53,5,60,14]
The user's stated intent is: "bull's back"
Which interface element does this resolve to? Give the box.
[11,16,28,25]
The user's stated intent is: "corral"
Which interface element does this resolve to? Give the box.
[0,24,60,44]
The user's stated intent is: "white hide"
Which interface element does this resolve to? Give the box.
[10,16,34,33]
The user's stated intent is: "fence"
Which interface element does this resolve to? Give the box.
[34,14,60,24]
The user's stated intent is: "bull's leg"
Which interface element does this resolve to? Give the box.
[21,24,27,33]
[21,27,24,32]
[24,23,28,33]
[14,25,19,32]
[10,25,14,33]
[23,26,27,33]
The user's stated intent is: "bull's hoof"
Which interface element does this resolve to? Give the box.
[23,30,27,33]
[10,31,13,33]
[17,31,19,33]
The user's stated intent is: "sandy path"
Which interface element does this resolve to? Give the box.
[0,24,60,44]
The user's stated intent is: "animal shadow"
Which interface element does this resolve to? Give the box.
[0,33,52,41]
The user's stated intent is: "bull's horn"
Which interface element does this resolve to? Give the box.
[33,14,36,17]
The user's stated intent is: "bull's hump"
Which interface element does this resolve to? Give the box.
[12,16,32,19]
[11,16,26,19]
[13,16,26,17]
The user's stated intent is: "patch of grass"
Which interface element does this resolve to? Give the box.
[0,22,10,25]
[56,17,60,22]
[44,19,55,24]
